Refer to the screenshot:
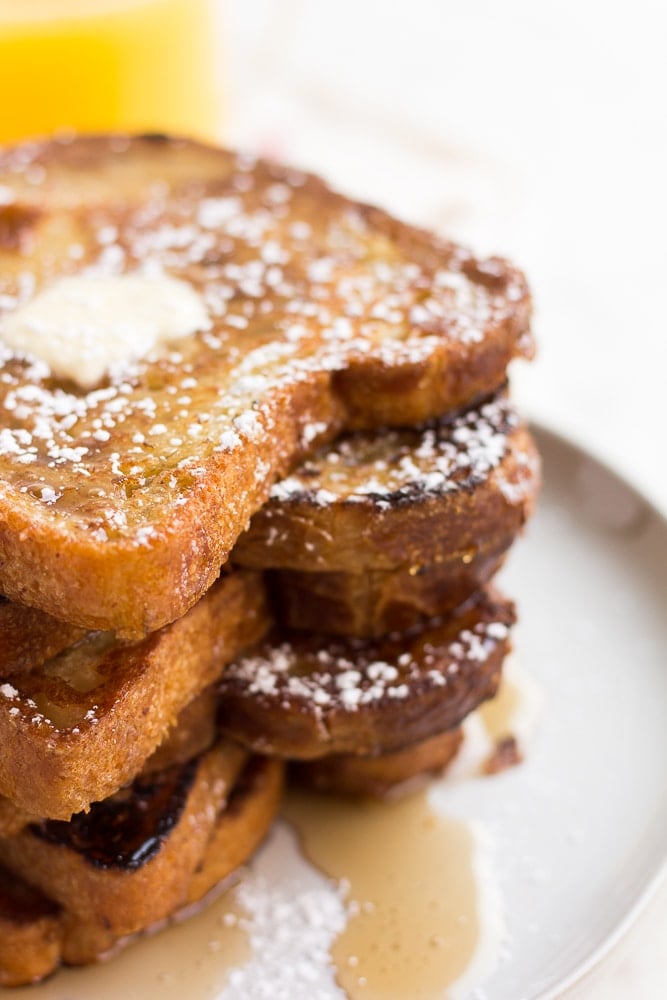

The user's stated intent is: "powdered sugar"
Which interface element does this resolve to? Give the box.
[219,824,347,1000]
[221,611,511,721]
[0,137,530,544]
[270,395,521,505]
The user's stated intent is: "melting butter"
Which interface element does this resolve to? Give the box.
[1,274,210,387]
[285,788,490,1000]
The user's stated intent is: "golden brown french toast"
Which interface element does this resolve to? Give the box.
[237,393,538,635]
[0,864,62,986]
[235,393,539,573]
[272,544,510,637]
[0,135,532,635]
[0,686,220,837]
[293,727,463,799]
[0,597,85,676]
[0,570,270,819]
[218,589,514,759]
[0,745,282,979]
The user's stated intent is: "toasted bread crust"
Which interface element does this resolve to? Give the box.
[0,570,270,818]
[293,728,463,799]
[218,590,514,759]
[0,135,532,634]
[0,749,283,979]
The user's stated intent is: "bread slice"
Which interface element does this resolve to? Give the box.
[0,135,532,635]
[271,539,511,638]
[0,597,85,677]
[218,589,514,759]
[0,685,220,837]
[0,864,62,986]
[63,757,283,966]
[0,747,283,980]
[235,392,539,574]
[293,727,463,799]
[1,738,242,944]
[0,570,270,819]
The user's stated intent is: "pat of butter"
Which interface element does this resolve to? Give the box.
[1,274,210,388]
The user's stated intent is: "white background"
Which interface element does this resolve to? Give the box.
[220,2,666,997]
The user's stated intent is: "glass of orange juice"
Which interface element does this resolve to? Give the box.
[0,0,222,144]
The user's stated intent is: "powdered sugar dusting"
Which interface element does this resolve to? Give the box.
[0,137,530,544]
[221,610,512,723]
[270,395,521,505]
[219,824,347,1000]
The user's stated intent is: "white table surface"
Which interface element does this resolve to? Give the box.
[221,2,666,996]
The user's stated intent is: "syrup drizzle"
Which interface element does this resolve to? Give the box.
[2,665,540,997]
[284,788,483,1000]
[0,884,250,999]
[479,656,543,750]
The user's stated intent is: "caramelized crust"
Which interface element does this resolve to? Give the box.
[0,740,247,944]
[218,590,514,759]
[293,727,463,799]
[0,570,270,819]
[0,135,532,634]
[0,749,282,979]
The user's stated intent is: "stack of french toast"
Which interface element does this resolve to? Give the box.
[0,134,539,985]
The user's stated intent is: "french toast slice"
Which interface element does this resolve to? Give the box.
[0,746,283,978]
[0,685,220,837]
[235,393,539,574]
[271,540,511,638]
[293,727,463,799]
[0,597,85,677]
[0,864,62,986]
[237,394,538,635]
[62,756,283,967]
[218,589,514,759]
[0,135,532,635]
[0,570,270,819]
[0,739,245,947]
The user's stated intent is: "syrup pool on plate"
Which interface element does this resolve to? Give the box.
[0,0,221,143]
[284,787,502,1000]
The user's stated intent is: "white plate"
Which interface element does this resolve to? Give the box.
[9,426,667,1000]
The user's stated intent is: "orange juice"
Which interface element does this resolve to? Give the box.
[0,0,221,144]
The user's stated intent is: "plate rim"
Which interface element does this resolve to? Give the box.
[526,420,667,1000]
